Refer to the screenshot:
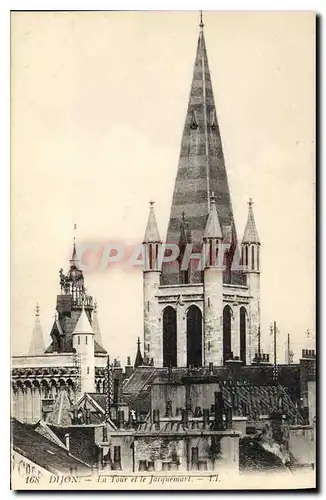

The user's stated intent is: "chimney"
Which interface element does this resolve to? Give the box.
[97,446,103,471]
[127,411,134,429]
[185,385,192,412]
[118,410,125,430]
[138,460,148,471]
[147,461,155,472]
[194,406,202,418]
[125,356,133,377]
[181,409,189,427]
[161,461,169,471]
[203,408,210,429]
[198,460,208,471]
[113,379,119,404]
[214,387,224,430]
[153,409,160,429]
[85,408,91,425]
[176,407,182,417]
[165,400,173,418]
[113,446,122,470]
[102,426,108,442]
[225,407,232,429]
[191,447,199,470]
[72,407,78,425]
[65,433,70,451]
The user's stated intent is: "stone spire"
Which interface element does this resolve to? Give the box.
[143,201,161,243]
[134,337,143,368]
[73,304,94,336]
[92,300,104,347]
[28,304,45,355]
[204,192,223,240]
[162,15,238,285]
[242,199,260,244]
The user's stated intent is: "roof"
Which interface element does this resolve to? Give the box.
[123,366,157,395]
[49,425,99,467]
[46,390,73,426]
[72,306,94,335]
[143,202,161,243]
[11,419,90,474]
[242,200,260,244]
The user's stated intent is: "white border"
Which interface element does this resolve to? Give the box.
[2,1,323,498]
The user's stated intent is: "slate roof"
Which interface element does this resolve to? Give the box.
[11,419,90,474]
[49,425,99,467]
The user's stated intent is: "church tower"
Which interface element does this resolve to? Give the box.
[45,238,106,356]
[142,14,261,368]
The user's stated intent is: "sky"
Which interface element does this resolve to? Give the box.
[11,11,315,363]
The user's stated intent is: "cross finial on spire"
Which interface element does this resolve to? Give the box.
[149,200,155,208]
[181,210,186,221]
[137,336,141,348]
[35,303,40,317]
[248,197,253,208]
[210,191,216,204]
[199,10,204,30]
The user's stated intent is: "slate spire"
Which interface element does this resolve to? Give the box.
[242,198,260,244]
[28,304,45,355]
[134,337,143,368]
[143,201,161,244]
[162,16,238,285]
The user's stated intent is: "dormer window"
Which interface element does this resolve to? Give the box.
[190,110,198,129]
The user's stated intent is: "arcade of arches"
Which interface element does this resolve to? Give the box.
[11,377,107,424]
[162,304,247,368]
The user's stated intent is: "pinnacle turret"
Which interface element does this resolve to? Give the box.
[143,201,161,244]
[204,193,223,240]
[242,199,260,244]
[28,304,45,355]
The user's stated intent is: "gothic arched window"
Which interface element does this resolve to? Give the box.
[186,305,202,368]
[163,307,177,368]
[223,306,232,363]
[240,307,247,365]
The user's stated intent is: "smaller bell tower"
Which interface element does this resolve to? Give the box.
[143,201,162,366]
[242,198,261,364]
